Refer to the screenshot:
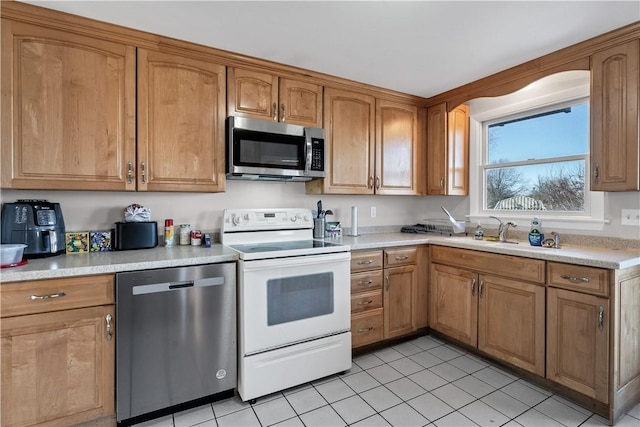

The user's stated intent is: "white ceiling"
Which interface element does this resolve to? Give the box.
[24,1,640,98]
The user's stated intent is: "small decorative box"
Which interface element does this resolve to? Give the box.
[65,232,90,254]
[90,230,112,252]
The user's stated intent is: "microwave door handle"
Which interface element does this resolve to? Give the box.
[304,135,312,176]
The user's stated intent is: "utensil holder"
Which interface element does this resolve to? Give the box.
[313,218,325,239]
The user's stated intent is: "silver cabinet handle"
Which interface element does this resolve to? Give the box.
[357,300,373,306]
[358,280,374,286]
[560,275,590,283]
[376,176,381,189]
[395,255,409,261]
[127,161,134,184]
[471,278,476,296]
[369,176,374,189]
[357,327,374,334]
[281,104,286,122]
[141,162,146,184]
[598,306,604,331]
[28,292,66,301]
[273,102,278,121]
[106,313,113,341]
[479,280,485,299]
[357,260,373,265]
[593,162,599,185]
[440,177,445,189]
[385,275,390,291]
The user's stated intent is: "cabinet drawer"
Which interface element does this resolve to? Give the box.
[547,262,610,296]
[384,247,417,267]
[351,270,383,292]
[431,246,545,284]
[351,290,383,313]
[351,250,383,272]
[1,275,115,318]
[351,308,384,348]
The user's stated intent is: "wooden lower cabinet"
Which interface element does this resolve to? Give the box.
[384,264,417,339]
[350,246,421,348]
[547,287,610,403]
[1,305,115,427]
[478,274,545,376]
[429,247,546,376]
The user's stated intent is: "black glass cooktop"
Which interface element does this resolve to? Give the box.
[230,240,343,254]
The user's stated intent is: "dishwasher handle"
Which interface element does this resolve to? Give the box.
[132,276,225,295]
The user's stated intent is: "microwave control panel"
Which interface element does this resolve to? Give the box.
[311,139,324,171]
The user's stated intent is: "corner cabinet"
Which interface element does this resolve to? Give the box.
[227,67,323,127]
[426,103,469,195]
[138,48,226,192]
[306,88,422,195]
[0,19,137,191]
[590,39,640,191]
[1,275,115,427]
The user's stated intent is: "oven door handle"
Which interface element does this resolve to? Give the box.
[304,135,312,176]
[240,251,350,270]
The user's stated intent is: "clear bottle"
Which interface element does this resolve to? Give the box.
[179,224,191,245]
[474,223,484,240]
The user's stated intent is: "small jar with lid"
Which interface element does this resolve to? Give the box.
[179,224,191,245]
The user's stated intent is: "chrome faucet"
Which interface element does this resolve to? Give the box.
[489,216,517,242]
[551,231,560,249]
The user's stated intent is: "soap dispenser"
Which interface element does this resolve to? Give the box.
[474,222,484,240]
[528,217,544,246]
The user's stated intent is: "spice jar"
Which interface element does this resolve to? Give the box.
[190,230,202,246]
[179,224,191,245]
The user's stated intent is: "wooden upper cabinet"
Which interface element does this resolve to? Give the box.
[137,48,226,192]
[0,19,136,191]
[376,99,422,195]
[307,87,375,194]
[228,67,322,127]
[426,102,469,195]
[590,39,640,191]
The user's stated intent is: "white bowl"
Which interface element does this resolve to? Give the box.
[0,244,27,265]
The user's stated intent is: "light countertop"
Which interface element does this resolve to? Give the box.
[2,233,639,283]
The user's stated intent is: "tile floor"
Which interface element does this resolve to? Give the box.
[134,335,640,427]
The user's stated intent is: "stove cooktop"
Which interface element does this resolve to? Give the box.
[230,239,343,254]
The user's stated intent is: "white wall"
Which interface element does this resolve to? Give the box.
[0,184,469,234]
[2,182,637,240]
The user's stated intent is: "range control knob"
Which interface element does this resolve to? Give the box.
[303,215,310,222]
[290,215,297,222]
[232,214,243,226]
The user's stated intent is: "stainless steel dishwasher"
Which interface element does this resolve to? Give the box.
[116,263,236,423]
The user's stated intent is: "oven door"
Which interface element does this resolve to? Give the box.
[238,251,350,355]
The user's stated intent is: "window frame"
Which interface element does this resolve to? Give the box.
[467,73,606,231]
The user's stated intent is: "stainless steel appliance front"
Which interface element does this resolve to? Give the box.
[226,116,325,181]
[116,263,236,422]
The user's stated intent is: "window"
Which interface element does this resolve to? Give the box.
[483,99,589,213]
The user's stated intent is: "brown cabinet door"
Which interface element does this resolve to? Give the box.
[447,104,469,195]
[227,67,279,122]
[375,99,421,195]
[1,305,115,426]
[138,48,226,192]
[478,274,545,376]
[279,78,322,127]
[590,39,640,191]
[384,265,417,339]
[426,102,447,195]
[1,20,136,191]
[310,87,375,194]
[430,263,478,346]
[547,287,609,403]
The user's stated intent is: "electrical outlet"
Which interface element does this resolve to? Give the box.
[370,206,376,218]
[621,209,640,226]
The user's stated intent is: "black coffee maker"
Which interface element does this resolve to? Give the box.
[1,200,66,258]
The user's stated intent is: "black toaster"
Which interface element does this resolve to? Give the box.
[112,221,158,250]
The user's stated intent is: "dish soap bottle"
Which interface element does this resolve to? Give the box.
[528,217,544,246]
[474,223,484,240]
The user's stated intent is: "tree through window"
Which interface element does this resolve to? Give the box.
[483,99,588,212]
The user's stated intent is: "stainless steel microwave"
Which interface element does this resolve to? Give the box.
[226,116,325,181]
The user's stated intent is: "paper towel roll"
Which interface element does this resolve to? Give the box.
[350,206,358,236]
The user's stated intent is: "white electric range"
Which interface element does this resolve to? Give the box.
[221,208,352,402]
